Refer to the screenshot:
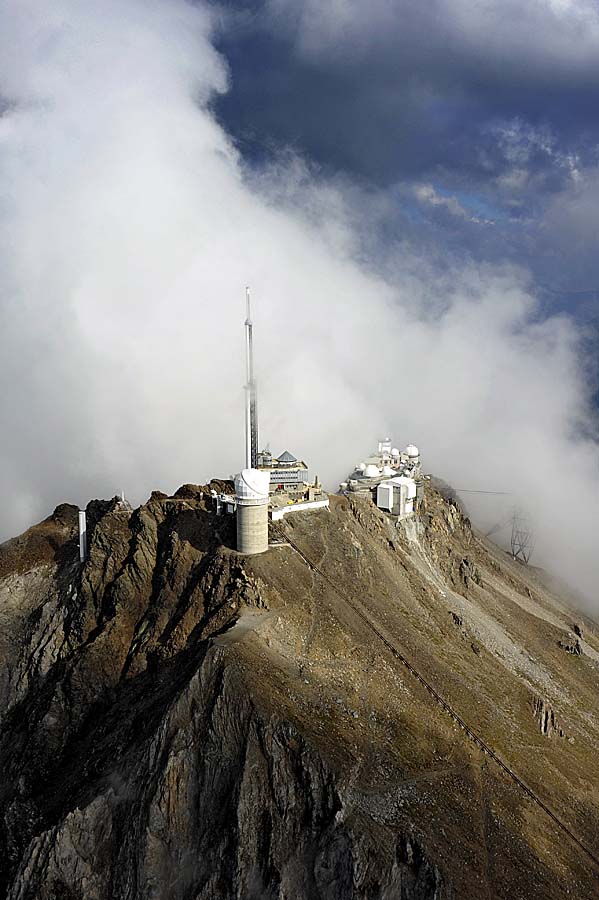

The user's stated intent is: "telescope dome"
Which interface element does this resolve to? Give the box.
[234,468,270,501]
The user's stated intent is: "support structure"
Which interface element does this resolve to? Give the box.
[245,287,259,469]
[511,511,534,564]
[78,509,88,563]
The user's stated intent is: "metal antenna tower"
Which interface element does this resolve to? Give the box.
[244,286,259,469]
[510,510,534,564]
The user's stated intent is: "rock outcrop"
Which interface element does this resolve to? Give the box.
[0,483,598,899]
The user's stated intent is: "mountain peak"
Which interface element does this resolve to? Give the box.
[0,482,597,898]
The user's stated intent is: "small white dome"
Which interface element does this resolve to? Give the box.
[391,448,400,457]
[363,464,382,478]
[358,462,366,471]
[234,468,270,501]
[406,444,420,458]
[381,465,394,477]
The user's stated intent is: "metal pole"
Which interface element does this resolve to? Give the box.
[78,509,88,563]
[244,288,252,468]
[244,286,259,468]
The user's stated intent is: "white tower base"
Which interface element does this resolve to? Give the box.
[236,498,269,555]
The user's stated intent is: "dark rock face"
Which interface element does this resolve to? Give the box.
[1,485,598,899]
[0,491,446,900]
[7,653,437,900]
[558,638,582,655]
[459,557,482,589]
[532,696,565,738]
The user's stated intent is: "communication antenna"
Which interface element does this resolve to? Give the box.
[511,510,534,564]
[244,286,259,469]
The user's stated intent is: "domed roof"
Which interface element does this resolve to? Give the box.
[358,462,366,471]
[363,464,382,478]
[405,444,420,458]
[391,448,400,456]
[381,465,394,477]
[234,468,270,501]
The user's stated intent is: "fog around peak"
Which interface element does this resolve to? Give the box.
[0,0,597,602]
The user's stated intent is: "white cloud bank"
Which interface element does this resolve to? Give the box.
[266,0,599,76]
[0,0,597,602]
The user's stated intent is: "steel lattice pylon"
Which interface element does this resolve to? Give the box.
[511,511,534,564]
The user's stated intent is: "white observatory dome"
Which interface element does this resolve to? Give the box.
[234,468,270,501]
[406,444,420,459]
[358,462,366,471]
[363,464,382,478]
[381,465,394,477]
[391,448,400,457]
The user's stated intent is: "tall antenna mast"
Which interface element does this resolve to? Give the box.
[244,286,259,468]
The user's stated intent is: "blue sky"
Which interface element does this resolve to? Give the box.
[213,0,599,333]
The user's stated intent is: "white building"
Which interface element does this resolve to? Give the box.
[342,439,422,489]
[376,476,417,518]
[340,438,423,519]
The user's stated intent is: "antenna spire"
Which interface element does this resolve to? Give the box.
[245,285,252,325]
[244,286,259,469]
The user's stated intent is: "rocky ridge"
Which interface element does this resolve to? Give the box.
[0,483,598,898]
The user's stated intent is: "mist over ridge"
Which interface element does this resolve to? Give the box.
[0,0,597,602]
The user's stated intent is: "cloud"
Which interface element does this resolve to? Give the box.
[414,184,494,224]
[0,0,597,603]
[265,0,599,74]
[215,0,599,192]
[214,1,599,308]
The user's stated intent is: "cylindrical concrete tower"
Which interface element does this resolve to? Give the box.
[234,468,270,555]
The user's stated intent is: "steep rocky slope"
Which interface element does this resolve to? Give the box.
[0,483,598,899]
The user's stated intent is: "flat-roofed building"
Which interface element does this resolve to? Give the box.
[258,449,310,495]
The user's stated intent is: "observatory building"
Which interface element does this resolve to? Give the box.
[257,449,310,494]
[257,449,328,520]
[340,438,424,519]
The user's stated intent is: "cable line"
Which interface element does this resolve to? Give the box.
[453,489,512,495]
